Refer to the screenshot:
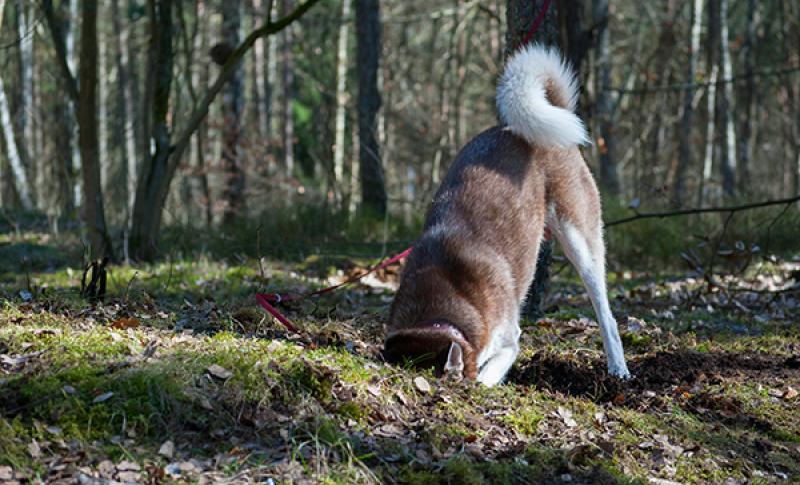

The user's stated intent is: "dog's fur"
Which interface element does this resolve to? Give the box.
[383,45,630,386]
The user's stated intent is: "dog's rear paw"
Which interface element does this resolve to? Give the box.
[609,365,632,381]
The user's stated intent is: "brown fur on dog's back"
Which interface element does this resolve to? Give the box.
[387,127,556,376]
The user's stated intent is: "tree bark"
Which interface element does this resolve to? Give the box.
[737,0,757,195]
[77,0,113,259]
[15,0,34,184]
[674,0,704,208]
[717,0,736,198]
[281,0,295,178]
[0,79,33,209]
[699,0,720,206]
[130,0,175,260]
[593,0,620,196]
[332,0,351,203]
[220,0,245,224]
[355,0,387,216]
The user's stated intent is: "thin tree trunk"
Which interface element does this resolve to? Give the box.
[111,0,138,224]
[674,0,704,208]
[16,0,33,168]
[131,0,175,259]
[355,0,387,215]
[717,0,736,198]
[0,81,33,209]
[252,0,267,140]
[699,0,720,206]
[332,0,351,203]
[78,0,112,259]
[98,9,109,192]
[68,0,81,209]
[194,0,213,226]
[220,0,245,224]
[737,0,757,195]
[281,0,295,178]
[593,0,620,196]
[266,1,278,144]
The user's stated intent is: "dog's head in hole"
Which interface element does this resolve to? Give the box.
[382,44,631,386]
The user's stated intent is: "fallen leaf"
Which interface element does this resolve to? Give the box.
[92,391,114,403]
[413,376,431,393]
[784,387,798,400]
[117,471,141,482]
[116,460,140,471]
[557,406,577,427]
[159,440,175,458]
[206,364,234,380]
[111,317,140,330]
[28,439,41,458]
[396,390,411,406]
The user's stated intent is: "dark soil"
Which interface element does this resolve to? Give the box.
[509,349,800,405]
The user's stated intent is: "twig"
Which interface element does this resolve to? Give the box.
[605,195,800,228]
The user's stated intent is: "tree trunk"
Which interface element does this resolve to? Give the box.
[98,6,109,193]
[281,0,295,178]
[111,0,138,224]
[78,0,113,259]
[220,0,245,224]
[130,0,175,260]
[15,0,34,185]
[674,0,704,208]
[0,80,33,209]
[332,0,351,204]
[505,0,563,320]
[717,0,736,198]
[194,0,213,226]
[737,0,757,195]
[68,0,81,209]
[355,0,387,216]
[593,0,620,196]
[699,0,720,206]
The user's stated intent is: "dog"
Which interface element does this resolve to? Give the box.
[383,44,630,386]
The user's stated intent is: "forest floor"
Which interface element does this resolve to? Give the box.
[1,230,800,484]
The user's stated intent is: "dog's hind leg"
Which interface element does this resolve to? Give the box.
[550,213,630,379]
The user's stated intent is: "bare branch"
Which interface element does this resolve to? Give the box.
[41,0,79,102]
[605,195,800,228]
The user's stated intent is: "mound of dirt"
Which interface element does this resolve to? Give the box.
[509,350,800,405]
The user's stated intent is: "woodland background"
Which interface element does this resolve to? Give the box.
[2,1,800,483]
[0,0,798,264]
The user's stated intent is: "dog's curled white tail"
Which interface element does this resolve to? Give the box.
[497,44,589,147]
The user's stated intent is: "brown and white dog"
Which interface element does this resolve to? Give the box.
[383,45,630,386]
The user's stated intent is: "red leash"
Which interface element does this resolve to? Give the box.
[521,0,553,47]
[256,247,413,333]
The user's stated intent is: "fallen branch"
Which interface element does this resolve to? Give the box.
[605,195,800,228]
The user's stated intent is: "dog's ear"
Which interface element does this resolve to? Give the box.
[444,341,464,374]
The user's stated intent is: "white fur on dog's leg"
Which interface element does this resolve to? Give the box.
[556,222,631,379]
[476,345,518,387]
